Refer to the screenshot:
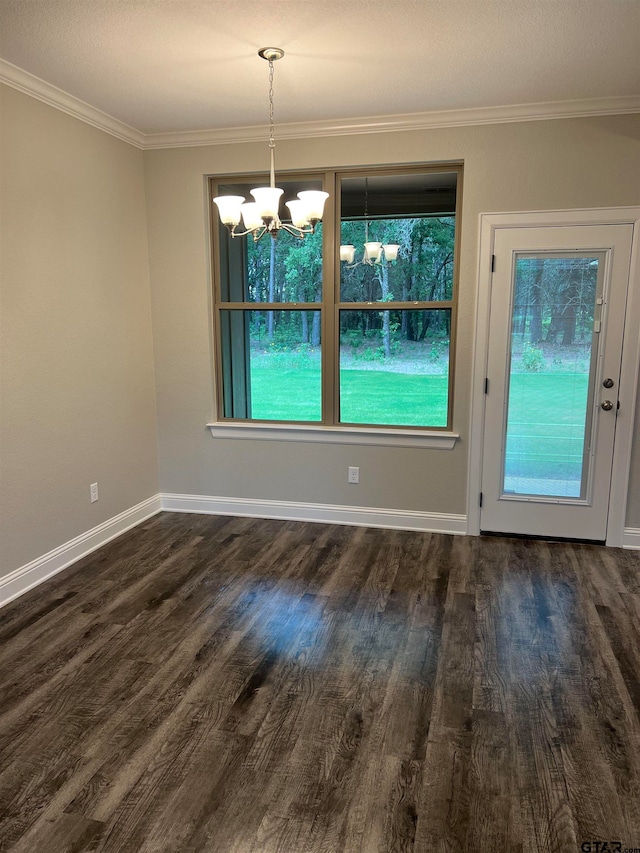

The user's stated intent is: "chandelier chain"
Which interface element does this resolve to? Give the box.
[365,177,369,242]
[268,59,275,150]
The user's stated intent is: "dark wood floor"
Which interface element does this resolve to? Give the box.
[1,513,639,852]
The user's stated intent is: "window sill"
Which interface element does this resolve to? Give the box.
[206,422,459,449]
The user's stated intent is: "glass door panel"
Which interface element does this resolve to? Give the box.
[502,253,604,500]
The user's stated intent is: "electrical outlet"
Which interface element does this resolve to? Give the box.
[348,466,359,484]
[90,482,99,503]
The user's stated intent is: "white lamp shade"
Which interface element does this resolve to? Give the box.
[296,190,329,221]
[364,241,382,262]
[250,186,284,219]
[383,244,400,262]
[285,200,310,228]
[213,195,246,226]
[240,202,264,231]
[340,245,356,263]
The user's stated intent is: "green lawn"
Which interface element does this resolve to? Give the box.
[249,367,448,425]
[340,372,448,426]
[250,368,322,421]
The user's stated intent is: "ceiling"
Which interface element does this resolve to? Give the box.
[0,0,639,144]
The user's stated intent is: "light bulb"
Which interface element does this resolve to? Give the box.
[213,195,246,226]
[250,186,284,220]
[364,242,382,262]
[286,200,310,228]
[297,190,329,222]
[240,202,264,231]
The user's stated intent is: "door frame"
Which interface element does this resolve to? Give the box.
[468,207,640,546]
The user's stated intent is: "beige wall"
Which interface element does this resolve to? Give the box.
[1,89,638,584]
[0,86,159,576]
[144,114,640,526]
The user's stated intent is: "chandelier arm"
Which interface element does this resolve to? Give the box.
[344,255,387,269]
[251,225,269,242]
[280,222,315,239]
[227,224,267,240]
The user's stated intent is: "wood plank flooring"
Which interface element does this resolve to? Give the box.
[1,512,639,852]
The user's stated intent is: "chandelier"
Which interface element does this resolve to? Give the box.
[339,178,400,266]
[339,236,400,267]
[213,48,329,241]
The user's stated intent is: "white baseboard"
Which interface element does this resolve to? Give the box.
[2,491,633,610]
[622,527,640,549]
[0,495,162,609]
[160,493,467,535]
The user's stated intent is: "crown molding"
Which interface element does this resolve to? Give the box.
[0,59,145,149]
[2,58,638,151]
[143,95,640,149]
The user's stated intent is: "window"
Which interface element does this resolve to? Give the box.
[211,165,460,432]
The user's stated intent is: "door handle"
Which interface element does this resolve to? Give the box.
[601,400,614,411]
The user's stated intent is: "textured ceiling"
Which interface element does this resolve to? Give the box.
[0,0,639,136]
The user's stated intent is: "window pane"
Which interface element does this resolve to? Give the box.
[340,217,455,303]
[218,179,324,303]
[340,173,456,303]
[246,226,323,304]
[220,309,321,422]
[503,255,601,498]
[339,309,450,427]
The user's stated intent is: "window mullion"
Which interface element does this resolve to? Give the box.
[322,169,338,425]
[336,301,454,310]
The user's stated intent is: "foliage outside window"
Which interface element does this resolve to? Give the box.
[211,166,460,430]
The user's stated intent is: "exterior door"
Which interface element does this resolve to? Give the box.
[480,224,634,541]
